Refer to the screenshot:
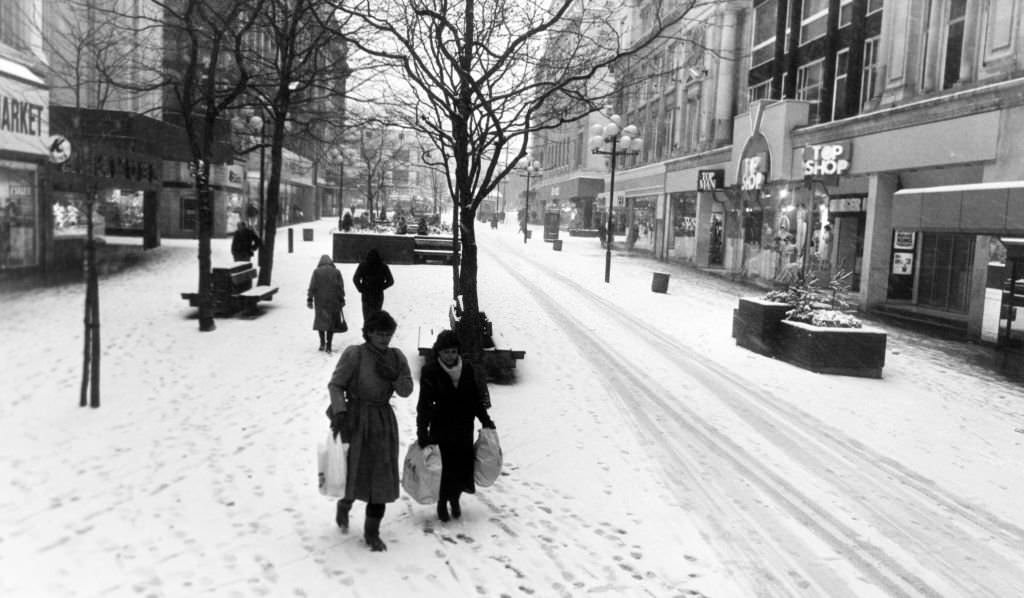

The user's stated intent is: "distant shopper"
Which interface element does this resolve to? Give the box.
[353,249,395,323]
[341,212,354,232]
[416,330,496,522]
[307,254,347,353]
[231,221,261,262]
[327,310,414,551]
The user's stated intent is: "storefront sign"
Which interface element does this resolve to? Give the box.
[0,75,49,157]
[803,142,852,177]
[894,231,916,250]
[697,169,725,191]
[739,155,767,191]
[829,196,864,213]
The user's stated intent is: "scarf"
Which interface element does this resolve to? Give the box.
[439,356,462,387]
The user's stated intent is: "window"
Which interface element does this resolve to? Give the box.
[868,0,884,15]
[752,0,778,67]
[918,232,973,312]
[943,0,967,89]
[683,95,700,152]
[861,36,881,109]
[796,59,824,123]
[801,0,828,45]
[839,0,853,28]
[748,78,773,103]
[0,0,30,50]
[833,49,849,120]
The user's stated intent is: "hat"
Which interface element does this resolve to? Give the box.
[432,329,460,353]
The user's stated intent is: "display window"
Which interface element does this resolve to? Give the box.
[1,162,38,269]
[51,191,104,237]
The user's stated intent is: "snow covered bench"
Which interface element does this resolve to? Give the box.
[236,285,279,316]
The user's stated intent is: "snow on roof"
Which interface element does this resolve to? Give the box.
[894,180,1024,195]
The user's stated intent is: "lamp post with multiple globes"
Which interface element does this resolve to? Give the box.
[588,112,643,283]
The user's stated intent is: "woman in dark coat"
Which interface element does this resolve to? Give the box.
[417,330,496,522]
[352,248,394,323]
[327,310,413,551]
[307,254,346,352]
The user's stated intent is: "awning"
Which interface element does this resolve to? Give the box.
[892,181,1024,234]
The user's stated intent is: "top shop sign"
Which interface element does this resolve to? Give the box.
[803,142,852,178]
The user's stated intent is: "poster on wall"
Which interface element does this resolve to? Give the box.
[894,231,916,250]
[892,252,914,275]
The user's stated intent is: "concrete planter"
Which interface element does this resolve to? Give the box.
[776,320,887,378]
[732,297,887,378]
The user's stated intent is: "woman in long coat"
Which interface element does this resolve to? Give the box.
[417,330,495,522]
[327,310,413,551]
[352,249,394,323]
[307,255,346,352]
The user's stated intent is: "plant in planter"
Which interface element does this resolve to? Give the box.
[734,270,887,377]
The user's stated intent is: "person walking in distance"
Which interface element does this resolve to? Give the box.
[307,254,346,353]
[416,330,496,522]
[231,220,261,263]
[352,248,394,323]
[327,311,413,551]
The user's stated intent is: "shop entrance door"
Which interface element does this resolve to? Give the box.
[917,232,973,312]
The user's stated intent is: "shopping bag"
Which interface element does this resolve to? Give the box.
[401,442,442,504]
[331,309,348,333]
[473,428,502,487]
[318,431,348,497]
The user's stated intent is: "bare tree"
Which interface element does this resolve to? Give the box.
[326,0,710,358]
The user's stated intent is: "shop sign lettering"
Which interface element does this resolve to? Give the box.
[697,169,724,191]
[739,155,766,191]
[0,94,45,136]
[803,142,851,177]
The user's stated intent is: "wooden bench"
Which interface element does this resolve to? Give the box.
[413,236,455,264]
[236,285,280,316]
[181,263,268,317]
[417,323,526,383]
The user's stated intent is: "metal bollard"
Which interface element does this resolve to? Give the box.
[288,228,294,253]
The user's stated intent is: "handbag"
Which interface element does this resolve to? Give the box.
[473,427,502,487]
[401,442,442,504]
[317,431,348,497]
[332,308,348,333]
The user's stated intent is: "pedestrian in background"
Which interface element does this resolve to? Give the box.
[327,310,413,551]
[352,248,395,323]
[416,330,496,522]
[231,220,261,262]
[307,254,346,353]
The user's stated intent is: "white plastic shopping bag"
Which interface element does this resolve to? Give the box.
[401,442,442,504]
[318,431,348,497]
[473,428,502,487]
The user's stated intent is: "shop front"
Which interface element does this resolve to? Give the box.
[0,62,49,276]
[661,148,732,267]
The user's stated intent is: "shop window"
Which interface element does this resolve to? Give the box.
[1,166,37,269]
[181,195,197,232]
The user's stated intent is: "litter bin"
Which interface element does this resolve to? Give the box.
[302,228,314,241]
[552,239,563,251]
[651,272,670,293]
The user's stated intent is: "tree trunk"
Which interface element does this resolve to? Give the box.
[197,182,215,331]
[80,190,101,407]
[457,204,481,357]
[258,123,285,286]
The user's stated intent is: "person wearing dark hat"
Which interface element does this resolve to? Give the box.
[326,310,413,551]
[416,329,496,522]
[307,254,346,352]
[352,248,395,324]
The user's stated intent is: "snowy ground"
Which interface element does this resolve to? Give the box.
[1,217,1023,597]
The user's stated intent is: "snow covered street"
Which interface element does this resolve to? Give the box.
[2,217,1023,597]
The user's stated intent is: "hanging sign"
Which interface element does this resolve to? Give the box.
[892,252,914,275]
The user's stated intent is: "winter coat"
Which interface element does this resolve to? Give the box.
[353,253,394,320]
[327,343,414,504]
[307,255,346,331]
[231,227,261,260]
[416,358,494,496]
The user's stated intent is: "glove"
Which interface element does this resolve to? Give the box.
[306,298,313,309]
[330,411,350,442]
[417,435,429,449]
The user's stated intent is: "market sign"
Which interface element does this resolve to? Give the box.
[696,169,725,191]
[0,74,49,157]
[803,141,852,178]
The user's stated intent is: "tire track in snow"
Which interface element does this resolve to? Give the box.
[487,244,1024,597]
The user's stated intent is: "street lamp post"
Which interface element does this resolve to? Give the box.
[232,109,267,239]
[329,147,344,230]
[519,156,541,244]
[589,113,643,283]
